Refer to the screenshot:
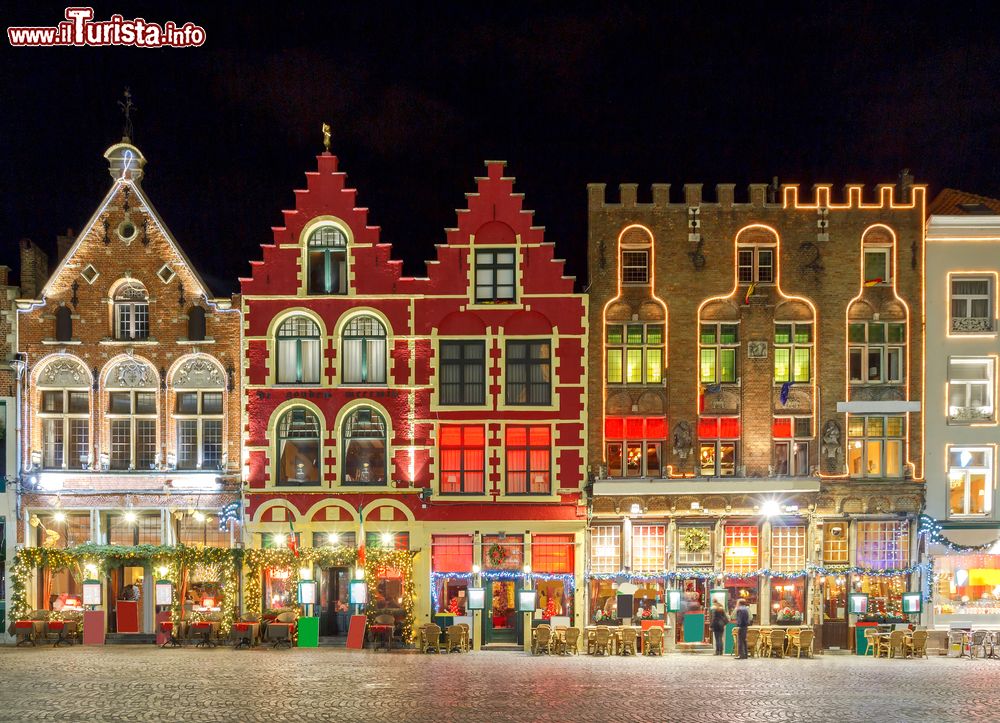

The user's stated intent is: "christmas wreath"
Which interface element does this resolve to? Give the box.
[486,543,506,567]
[681,528,709,554]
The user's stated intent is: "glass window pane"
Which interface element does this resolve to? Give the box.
[646,325,663,345]
[864,251,887,282]
[866,440,883,476]
[626,349,643,383]
[885,440,902,478]
[42,391,64,413]
[625,443,642,476]
[849,349,863,382]
[607,443,623,477]
[626,325,644,345]
[774,348,790,382]
[794,324,812,344]
[774,324,791,344]
[887,323,905,343]
[109,392,131,414]
[646,348,662,383]
[176,392,198,414]
[202,392,223,415]
[720,349,736,383]
[700,349,716,383]
[867,349,883,381]
[135,392,156,415]
[886,417,904,437]
[848,323,866,343]
[606,325,623,344]
[700,325,716,344]
[868,323,885,343]
[793,348,811,382]
[866,416,884,437]
[847,417,865,437]
[720,325,739,344]
[606,349,623,384]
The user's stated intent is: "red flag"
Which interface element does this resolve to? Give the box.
[287,520,299,557]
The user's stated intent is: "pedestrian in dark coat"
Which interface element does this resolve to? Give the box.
[710,601,729,655]
[735,599,752,659]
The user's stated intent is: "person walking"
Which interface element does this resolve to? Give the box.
[735,598,752,659]
[710,601,729,655]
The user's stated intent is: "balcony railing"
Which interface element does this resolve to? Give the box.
[951,317,995,333]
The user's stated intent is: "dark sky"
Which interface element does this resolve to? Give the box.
[3,2,1000,295]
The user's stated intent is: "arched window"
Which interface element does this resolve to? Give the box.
[342,407,387,485]
[342,316,387,384]
[172,357,225,470]
[105,358,159,470]
[277,408,321,485]
[308,225,347,295]
[55,306,73,342]
[187,306,206,341]
[114,280,149,340]
[37,358,90,469]
[276,316,321,384]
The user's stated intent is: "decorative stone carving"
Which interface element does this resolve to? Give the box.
[107,359,157,388]
[671,421,693,459]
[773,385,811,412]
[747,341,768,359]
[841,496,864,514]
[849,385,906,402]
[821,419,843,474]
[867,496,891,514]
[952,317,994,333]
[704,386,739,413]
[40,358,87,387]
[173,357,225,389]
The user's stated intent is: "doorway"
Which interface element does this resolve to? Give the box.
[485,579,520,645]
[112,565,145,633]
[677,577,707,643]
[821,576,849,649]
[319,567,350,636]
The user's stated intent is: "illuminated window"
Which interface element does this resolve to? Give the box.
[276,408,320,485]
[822,522,849,564]
[864,248,890,285]
[848,321,905,384]
[699,323,738,384]
[481,534,523,570]
[113,280,149,340]
[724,525,759,574]
[307,225,348,294]
[343,407,387,485]
[506,340,551,405]
[475,249,516,302]
[365,531,409,550]
[772,416,811,476]
[737,245,774,284]
[698,417,739,476]
[774,323,812,383]
[847,415,904,479]
[590,525,621,573]
[606,323,663,384]
[39,389,90,470]
[108,390,157,470]
[677,524,713,566]
[856,521,909,569]
[950,276,994,333]
[605,416,666,478]
[532,534,574,573]
[771,526,806,571]
[621,250,649,284]
[43,513,90,548]
[631,525,666,573]
[276,316,321,384]
[431,534,474,572]
[108,512,161,546]
[177,513,231,547]
[342,316,387,384]
[948,357,995,423]
[439,425,485,494]
[505,425,550,494]
[175,391,224,470]
[440,340,486,405]
[948,447,993,517]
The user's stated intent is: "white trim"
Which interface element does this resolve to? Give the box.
[836,401,921,413]
[593,478,821,497]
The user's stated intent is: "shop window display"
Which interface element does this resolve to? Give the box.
[933,554,1000,623]
[770,577,805,624]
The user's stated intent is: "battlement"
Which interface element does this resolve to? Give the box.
[588,182,927,211]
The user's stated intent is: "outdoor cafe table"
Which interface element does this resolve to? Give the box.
[189,621,219,648]
[47,619,79,647]
[231,621,259,649]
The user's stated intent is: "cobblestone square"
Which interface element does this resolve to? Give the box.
[0,646,996,722]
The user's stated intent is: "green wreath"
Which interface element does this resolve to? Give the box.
[681,528,709,554]
[486,543,506,567]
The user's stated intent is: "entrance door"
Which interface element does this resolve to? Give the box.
[319,567,350,636]
[114,565,144,633]
[485,580,520,644]
[677,578,707,643]
[821,577,849,649]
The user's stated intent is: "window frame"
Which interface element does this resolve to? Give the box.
[699,323,739,384]
[505,424,551,495]
[275,315,322,385]
[342,407,388,486]
[621,249,649,284]
[474,248,517,303]
[848,321,905,384]
[174,390,224,470]
[341,315,387,385]
[107,390,158,470]
[846,414,905,479]
[737,245,775,284]
[276,407,322,486]
[772,415,811,477]
[947,357,996,424]
[438,424,486,494]
[589,524,622,574]
[863,247,891,286]
[39,389,90,470]
[438,340,486,406]
[113,282,149,341]
[947,446,993,517]
[606,323,664,385]
[307,225,348,295]
[773,322,813,383]
[505,339,552,406]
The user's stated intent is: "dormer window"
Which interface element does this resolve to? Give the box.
[308,225,347,294]
[114,281,149,340]
[475,249,516,303]
[737,246,774,284]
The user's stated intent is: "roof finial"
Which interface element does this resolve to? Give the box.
[118,87,136,142]
[321,122,331,153]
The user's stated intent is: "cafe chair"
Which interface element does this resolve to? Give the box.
[745,629,760,658]
[421,624,442,653]
[230,614,260,649]
[557,627,581,655]
[864,628,881,657]
[619,627,638,656]
[446,625,467,653]
[877,630,906,659]
[764,629,786,658]
[532,624,553,655]
[969,630,991,659]
[731,627,740,657]
[903,629,928,659]
[592,626,612,656]
[644,626,664,656]
[458,623,471,651]
[787,629,813,658]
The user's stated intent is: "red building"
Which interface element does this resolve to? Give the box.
[242,148,587,645]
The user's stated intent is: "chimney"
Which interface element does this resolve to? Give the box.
[56,227,75,262]
[898,168,914,203]
[19,238,49,299]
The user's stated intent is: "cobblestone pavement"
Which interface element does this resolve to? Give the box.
[0,646,996,722]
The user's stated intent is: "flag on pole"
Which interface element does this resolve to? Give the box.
[287,519,299,557]
[744,282,757,305]
[864,278,883,287]
[780,381,793,406]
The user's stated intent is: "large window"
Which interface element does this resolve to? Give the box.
[770,526,806,571]
[774,323,812,383]
[342,407,387,485]
[439,424,485,494]
[822,522,849,565]
[698,417,739,476]
[856,521,909,569]
[948,447,993,517]
[724,524,759,574]
[699,323,738,384]
[606,323,663,384]
[113,281,149,340]
[439,341,486,405]
[631,525,666,573]
[772,417,811,476]
[506,340,551,406]
[951,276,994,333]
[108,391,157,470]
[277,408,321,485]
[341,316,386,384]
[276,316,321,384]
[677,525,713,566]
[505,425,550,494]
[475,249,516,302]
[737,245,774,284]
[847,415,904,479]
[621,250,649,284]
[948,357,995,423]
[40,390,89,469]
[177,513,231,547]
[589,525,621,573]
[848,321,905,384]
[863,248,890,285]
[604,416,666,478]
[307,225,347,295]
[175,391,223,469]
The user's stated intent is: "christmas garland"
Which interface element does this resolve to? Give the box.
[681,528,710,554]
[587,562,930,581]
[243,545,358,620]
[486,543,507,567]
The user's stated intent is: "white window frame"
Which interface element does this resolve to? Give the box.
[108,390,158,470]
[699,323,739,384]
[950,275,993,332]
[174,390,224,470]
[631,524,666,573]
[39,389,90,469]
[863,247,891,285]
[737,245,775,284]
[474,248,517,303]
[589,525,622,573]
[774,322,813,383]
[947,446,993,517]
[948,357,995,423]
[621,249,649,284]
[606,323,664,385]
[114,283,150,341]
[773,416,811,477]
[771,525,807,572]
[605,439,662,478]
[848,321,905,384]
[846,415,905,479]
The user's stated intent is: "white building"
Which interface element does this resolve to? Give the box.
[925,190,1000,630]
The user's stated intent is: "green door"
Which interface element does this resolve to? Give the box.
[485,580,520,644]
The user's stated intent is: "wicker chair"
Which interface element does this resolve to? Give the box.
[586,627,598,654]
[446,625,467,653]
[787,629,813,658]
[619,627,638,656]
[764,628,786,658]
[864,628,881,657]
[731,627,740,657]
[903,629,928,659]
[557,627,581,655]
[878,630,906,659]
[532,624,553,655]
[745,628,760,658]
[592,626,612,656]
[644,626,665,656]
[969,630,991,659]
[421,624,442,653]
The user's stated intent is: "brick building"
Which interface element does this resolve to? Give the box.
[585,180,926,649]
[0,264,19,637]
[242,149,587,646]
[13,139,242,634]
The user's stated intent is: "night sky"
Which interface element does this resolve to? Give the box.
[3,2,1000,295]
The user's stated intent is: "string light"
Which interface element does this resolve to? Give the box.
[919,513,998,553]
[429,571,576,611]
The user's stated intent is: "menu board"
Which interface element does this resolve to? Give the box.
[82,580,102,606]
[155,581,173,606]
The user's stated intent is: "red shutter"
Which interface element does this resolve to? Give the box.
[605,417,624,440]
[698,417,719,439]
